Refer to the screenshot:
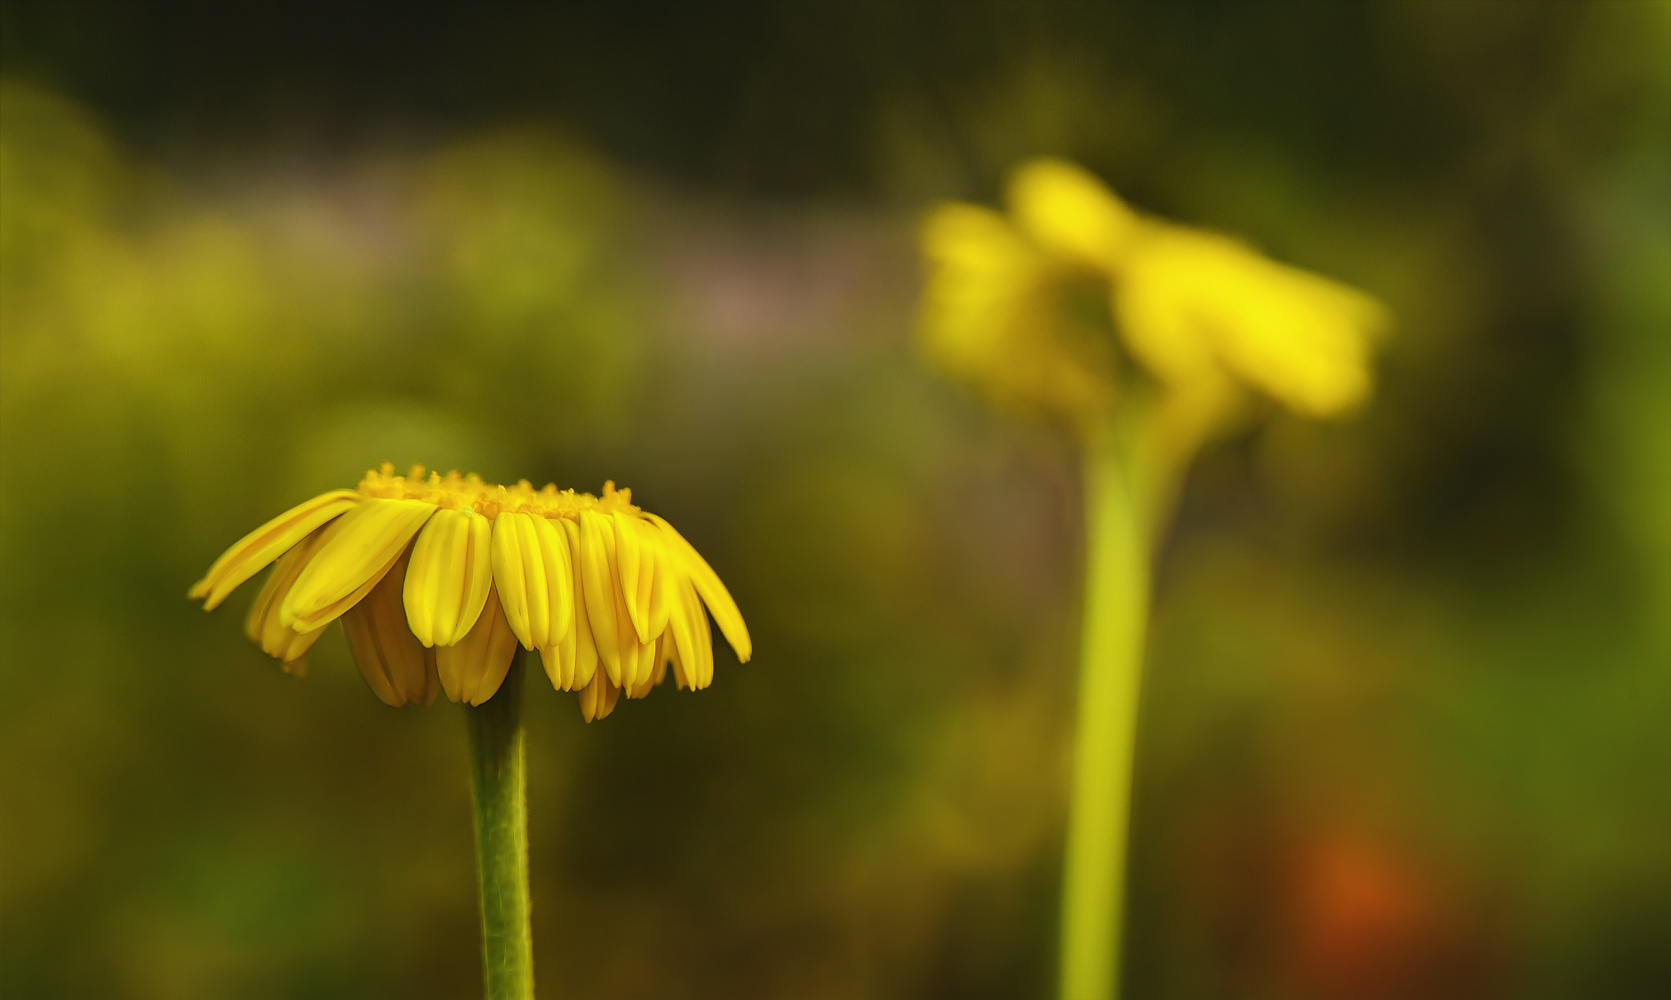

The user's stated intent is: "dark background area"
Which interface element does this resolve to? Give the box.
[0,0,1618,568]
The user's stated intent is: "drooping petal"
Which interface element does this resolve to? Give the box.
[281,498,437,633]
[1006,157,1141,270]
[537,554,592,693]
[689,578,716,689]
[341,549,439,707]
[536,644,570,692]
[610,528,655,693]
[536,515,576,646]
[626,637,668,699]
[1114,228,1386,418]
[667,575,715,690]
[436,583,518,706]
[627,619,657,693]
[577,670,620,723]
[543,518,599,693]
[578,510,624,686]
[664,570,697,679]
[491,511,575,652]
[646,513,751,663]
[665,630,691,690]
[650,643,668,690]
[1195,247,1385,417]
[191,489,361,609]
[403,507,494,647]
[490,511,531,643]
[612,509,651,644]
[245,531,312,644]
[1110,230,1222,390]
[636,517,671,640]
[244,517,349,669]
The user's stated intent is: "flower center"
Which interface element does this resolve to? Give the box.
[355,463,638,520]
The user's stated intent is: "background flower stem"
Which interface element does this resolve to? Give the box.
[1060,409,1155,1000]
[468,651,535,1000]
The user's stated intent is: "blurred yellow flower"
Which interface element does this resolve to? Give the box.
[920,157,1392,1000]
[1006,159,1144,270]
[917,201,1115,428]
[191,464,750,720]
[919,157,1388,428]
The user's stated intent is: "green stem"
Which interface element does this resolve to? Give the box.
[467,652,535,1000]
[1059,417,1152,1000]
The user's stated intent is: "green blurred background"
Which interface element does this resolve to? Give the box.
[1,3,1666,997]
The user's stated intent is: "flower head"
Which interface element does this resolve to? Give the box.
[191,464,750,720]
[919,157,1388,428]
[918,201,1116,425]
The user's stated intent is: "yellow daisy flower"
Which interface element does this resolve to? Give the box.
[1014,158,1388,415]
[190,463,750,720]
[919,157,1388,427]
[918,158,1392,1000]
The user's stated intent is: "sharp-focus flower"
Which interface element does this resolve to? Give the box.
[190,464,751,720]
[919,157,1388,428]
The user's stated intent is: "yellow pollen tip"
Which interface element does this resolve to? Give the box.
[355,465,640,521]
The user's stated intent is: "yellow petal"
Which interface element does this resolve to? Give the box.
[683,578,715,690]
[664,631,691,690]
[646,513,751,663]
[1006,158,1141,270]
[612,563,652,693]
[537,524,589,691]
[272,630,322,670]
[540,516,577,646]
[1197,250,1384,417]
[490,511,531,645]
[1115,228,1385,416]
[537,643,570,692]
[917,203,1043,375]
[604,565,648,698]
[577,670,620,723]
[1111,231,1222,388]
[637,518,671,640]
[626,619,656,693]
[403,507,494,647]
[492,512,575,651]
[651,644,668,689]
[245,526,321,643]
[536,523,580,692]
[436,584,518,706]
[578,510,624,686]
[612,509,650,644]
[245,517,348,666]
[558,518,600,692]
[626,639,668,700]
[281,498,437,633]
[191,489,360,610]
[341,549,439,707]
[664,572,698,680]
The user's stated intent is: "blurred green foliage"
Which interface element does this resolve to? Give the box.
[1,3,1667,999]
